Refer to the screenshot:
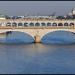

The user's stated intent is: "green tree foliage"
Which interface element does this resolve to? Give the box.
[56,16,65,19]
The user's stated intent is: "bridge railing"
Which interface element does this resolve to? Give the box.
[0,25,74,29]
[0,21,75,29]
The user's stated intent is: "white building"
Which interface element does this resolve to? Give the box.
[72,8,75,15]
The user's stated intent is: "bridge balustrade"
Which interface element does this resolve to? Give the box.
[12,22,17,27]
[64,23,69,26]
[0,23,2,27]
[52,23,57,26]
[41,23,46,26]
[69,23,74,26]
[6,22,11,27]
[58,23,63,26]
[35,22,40,26]
[18,23,23,27]
[29,23,34,26]
[0,21,75,29]
[47,23,51,26]
[24,23,28,27]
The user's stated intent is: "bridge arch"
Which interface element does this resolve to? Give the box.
[0,27,75,43]
[6,22,11,27]
[41,29,75,39]
[0,30,35,41]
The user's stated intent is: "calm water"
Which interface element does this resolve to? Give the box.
[0,31,75,74]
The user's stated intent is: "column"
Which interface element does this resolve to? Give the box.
[34,35,41,43]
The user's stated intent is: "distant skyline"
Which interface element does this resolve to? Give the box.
[0,1,75,16]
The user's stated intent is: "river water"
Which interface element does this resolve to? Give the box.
[0,31,75,74]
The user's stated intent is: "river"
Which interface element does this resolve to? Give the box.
[0,31,75,74]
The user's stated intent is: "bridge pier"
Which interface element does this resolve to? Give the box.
[34,35,41,43]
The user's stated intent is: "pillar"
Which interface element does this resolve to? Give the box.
[34,35,41,43]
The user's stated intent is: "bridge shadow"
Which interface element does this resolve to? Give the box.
[0,31,34,44]
[41,30,75,45]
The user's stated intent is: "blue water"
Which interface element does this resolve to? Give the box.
[0,43,75,74]
[0,31,75,74]
[0,31,34,44]
[41,30,75,44]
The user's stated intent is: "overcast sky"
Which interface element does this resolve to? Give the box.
[0,1,75,16]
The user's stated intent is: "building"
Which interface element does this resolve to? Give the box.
[0,14,7,19]
[72,8,75,15]
[0,14,10,19]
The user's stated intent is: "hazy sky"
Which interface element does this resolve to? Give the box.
[0,1,75,16]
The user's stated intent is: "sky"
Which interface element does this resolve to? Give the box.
[0,1,75,16]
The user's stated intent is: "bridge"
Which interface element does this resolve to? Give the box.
[0,19,75,43]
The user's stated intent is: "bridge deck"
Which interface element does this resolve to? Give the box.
[0,26,74,29]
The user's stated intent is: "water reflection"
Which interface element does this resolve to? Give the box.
[0,44,75,74]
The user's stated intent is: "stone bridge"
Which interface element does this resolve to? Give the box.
[0,19,75,43]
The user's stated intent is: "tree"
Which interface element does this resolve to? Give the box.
[56,16,65,19]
